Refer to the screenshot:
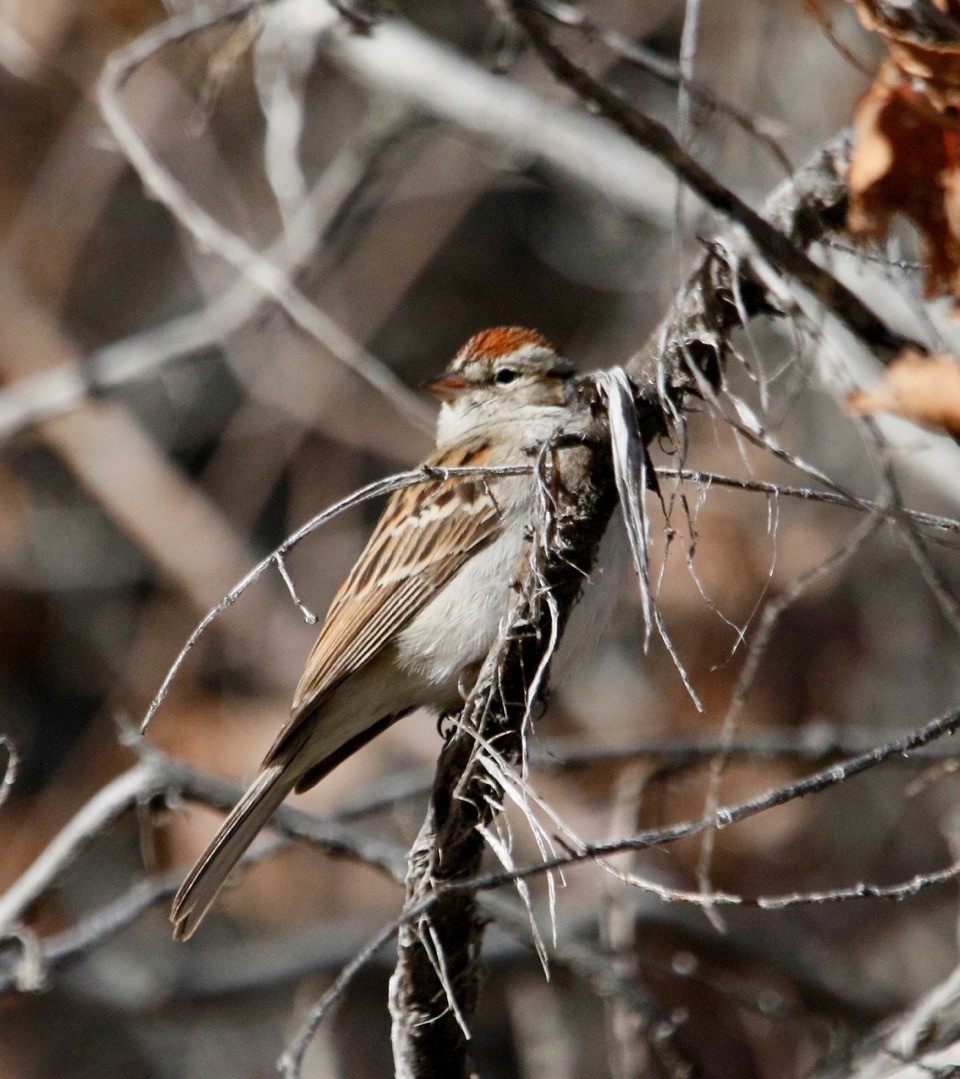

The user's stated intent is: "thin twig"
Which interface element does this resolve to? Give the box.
[695,510,886,920]
[0,736,17,813]
[97,0,432,431]
[0,100,420,443]
[532,0,793,175]
[431,701,960,897]
[509,2,918,365]
[141,462,533,731]
[657,468,960,540]
[6,710,960,1012]
[280,919,400,1078]
[0,762,162,934]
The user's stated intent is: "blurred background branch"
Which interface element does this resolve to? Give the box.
[3,0,960,1077]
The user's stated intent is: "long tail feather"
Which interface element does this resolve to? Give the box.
[171,762,294,941]
[172,707,411,939]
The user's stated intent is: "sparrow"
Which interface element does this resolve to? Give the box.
[171,326,607,940]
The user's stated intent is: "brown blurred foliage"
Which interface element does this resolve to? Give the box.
[848,0,960,304]
[846,348,960,435]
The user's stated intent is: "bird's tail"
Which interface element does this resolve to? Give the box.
[170,762,294,941]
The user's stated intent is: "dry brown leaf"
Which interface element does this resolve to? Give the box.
[846,348,960,435]
[846,1,960,305]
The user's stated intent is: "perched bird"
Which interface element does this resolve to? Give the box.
[171,326,610,939]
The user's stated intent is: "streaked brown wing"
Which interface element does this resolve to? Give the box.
[263,438,501,766]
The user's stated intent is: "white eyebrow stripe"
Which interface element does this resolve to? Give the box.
[495,343,556,366]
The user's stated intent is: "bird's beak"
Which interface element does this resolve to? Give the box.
[423,373,470,402]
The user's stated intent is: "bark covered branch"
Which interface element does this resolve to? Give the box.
[388,400,619,1077]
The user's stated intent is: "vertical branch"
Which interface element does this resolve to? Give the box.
[388,399,618,1078]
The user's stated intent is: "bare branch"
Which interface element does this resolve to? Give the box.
[0,736,17,814]
[0,763,161,935]
[0,100,416,442]
[529,0,793,175]
[508,2,917,365]
[388,406,618,1078]
[695,510,886,916]
[443,700,960,897]
[280,919,401,1078]
[141,462,532,731]
[657,468,960,541]
[273,0,677,224]
[96,1,432,432]
[375,101,938,1075]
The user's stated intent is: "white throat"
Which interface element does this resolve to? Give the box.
[436,399,569,447]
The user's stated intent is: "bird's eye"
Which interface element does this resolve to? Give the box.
[494,368,518,385]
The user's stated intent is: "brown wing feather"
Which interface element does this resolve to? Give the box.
[262,439,501,767]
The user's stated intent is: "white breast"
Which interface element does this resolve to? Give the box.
[394,469,533,697]
[396,397,622,703]
[395,479,626,703]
